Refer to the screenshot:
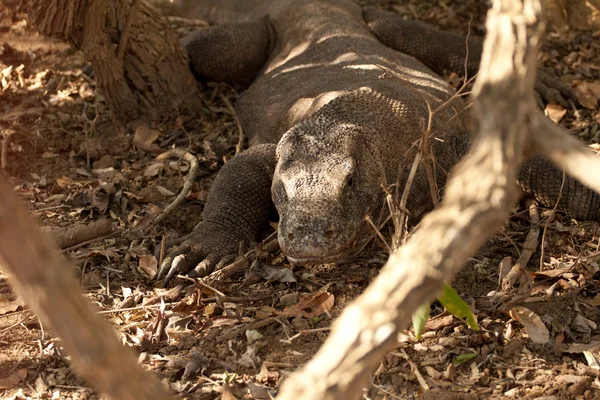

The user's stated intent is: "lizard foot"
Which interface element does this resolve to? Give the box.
[535,69,579,109]
[156,222,241,287]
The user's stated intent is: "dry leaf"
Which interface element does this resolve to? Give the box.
[254,264,296,283]
[246,329,264,343]
[0,298,23,315]
[138,255,158,279]
[55,176,74,189]
[134,125,159,147]
[509,306,550,344]
[122,287,133,299]
[283,287,334,318]
[586,294,600,306]
[237,346,260,369]
[188,189,209,201]
[583,351,600,369]
[0,368,27,389]
[574,81,600,110]
[142,163,163,178]
[133,125,162,154]
[425,366,443,379]
[545,103,567,123]
[248,381,275,400]
[155,185,175,197]
[222,385,239,400]
[533,267,573,279]
[144,300,168,343]
[424,314,454,331]
[562,341,600,354]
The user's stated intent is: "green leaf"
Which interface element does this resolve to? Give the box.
[412,302,431,340]
[452,352,478,366]
[438,284,479,331]
[223,372,238,383]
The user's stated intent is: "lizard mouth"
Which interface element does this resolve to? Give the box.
[285,251,350,266]
[283,238,359,266]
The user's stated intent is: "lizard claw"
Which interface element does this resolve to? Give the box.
[159,254,187,286]
[536,69,579,109]
[156,222,242,287]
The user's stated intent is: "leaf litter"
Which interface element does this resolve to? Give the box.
[1,1,600,399]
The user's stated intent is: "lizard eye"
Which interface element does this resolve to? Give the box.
[273,180,288,205]
[344,160,356,188]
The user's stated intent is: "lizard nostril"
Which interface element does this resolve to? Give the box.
[324,230,335,240]
[287,232,294,241]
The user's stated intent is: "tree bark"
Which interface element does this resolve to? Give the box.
[26,0,202,124]
[0,175,175,400]
[276,0,600,398]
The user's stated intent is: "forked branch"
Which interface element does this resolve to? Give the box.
[275,0,584,398]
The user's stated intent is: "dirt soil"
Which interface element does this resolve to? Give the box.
[1,1,600,399]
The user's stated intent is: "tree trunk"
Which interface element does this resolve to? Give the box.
[26,0,202,124]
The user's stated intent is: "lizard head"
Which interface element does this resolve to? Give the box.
[272,119,382,265]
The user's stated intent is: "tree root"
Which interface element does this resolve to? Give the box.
[517,200,540,269]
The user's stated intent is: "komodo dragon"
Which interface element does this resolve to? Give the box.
[157,0,600,285]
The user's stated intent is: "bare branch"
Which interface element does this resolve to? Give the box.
[532,114,600,194]
[0,176,175,400]
[276,0,545,398]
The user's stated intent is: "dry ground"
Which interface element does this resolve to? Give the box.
[1,1,600,399]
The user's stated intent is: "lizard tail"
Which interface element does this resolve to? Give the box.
[518,156,600,221]
[449,135,600,221]
[148,0,275,24]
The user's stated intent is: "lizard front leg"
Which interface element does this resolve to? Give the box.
[157,144,276,286]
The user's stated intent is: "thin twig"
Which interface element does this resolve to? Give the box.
[97,302,177,314]
[216,317,278,342]
[393,350,429,390]
[421,101,440,207]
[392,152,421,248]
[158,233,166,267]
[154,148,200,225]
[206,233,279,283]
[365,215,391,252]
[84,108,99,171]
[61,231,120,253]
[516,200,540,268]
[464,19,473,85]
[176,275,226,297]
[539,168,566,271]
[282,327,331,344]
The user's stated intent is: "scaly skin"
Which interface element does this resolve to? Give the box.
[157,0,595,285]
